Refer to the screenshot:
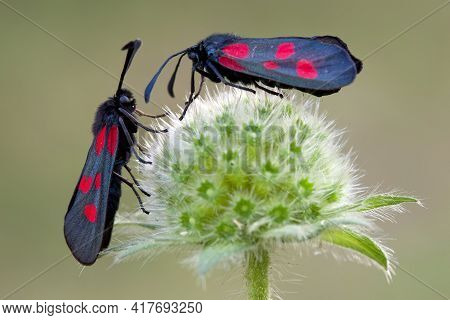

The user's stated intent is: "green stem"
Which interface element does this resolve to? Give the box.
[245,247,270,300]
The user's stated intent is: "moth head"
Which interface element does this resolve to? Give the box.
[187,49,199,63]
[116,89,136,111]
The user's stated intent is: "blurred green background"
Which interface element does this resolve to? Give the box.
[1,0,449,299]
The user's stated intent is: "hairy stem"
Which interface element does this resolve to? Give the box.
[245,247,270,300]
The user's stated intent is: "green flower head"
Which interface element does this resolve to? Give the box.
[107,89,417,299]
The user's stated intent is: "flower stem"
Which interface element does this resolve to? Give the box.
[245,247,270,300]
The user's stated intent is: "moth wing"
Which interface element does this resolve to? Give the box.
[64,125,119,265]
[214,36,361,93]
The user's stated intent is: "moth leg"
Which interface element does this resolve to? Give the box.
[137,70,206,121]
[183,66,196,111]
[113,172,150,215]
[193,75,205,100]
[124,164,151,197]
[137,144,148,154]
[135,108,169,119]
[178,74,204,121]
[119,108,168,134]
[178,68,203,121]
[196,68,220,83]
[254,81,283,98]
[206,61,256,94]
[118,117,152,165]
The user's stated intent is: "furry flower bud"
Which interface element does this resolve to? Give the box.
[108,89,417,299]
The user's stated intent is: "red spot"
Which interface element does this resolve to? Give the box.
[95,126,106,155]
[218,56,245,71]
[263,61,279,70]
[78,176,93,194]
[296,59,318,79]
[222,43,249,59]
[275,42,295,59]
[94,173,101,190]
[107,125,119,155]
[84,204,97,223]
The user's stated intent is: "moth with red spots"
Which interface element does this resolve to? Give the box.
[64,40,166,265]
[144,33,362,120]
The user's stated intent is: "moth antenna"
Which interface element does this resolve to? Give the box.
[167,52,187,98]
[117,39,142,95]
[144,49,188,103]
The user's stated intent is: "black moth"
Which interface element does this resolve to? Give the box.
[145,33,362,120]
[64,40,166,265]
